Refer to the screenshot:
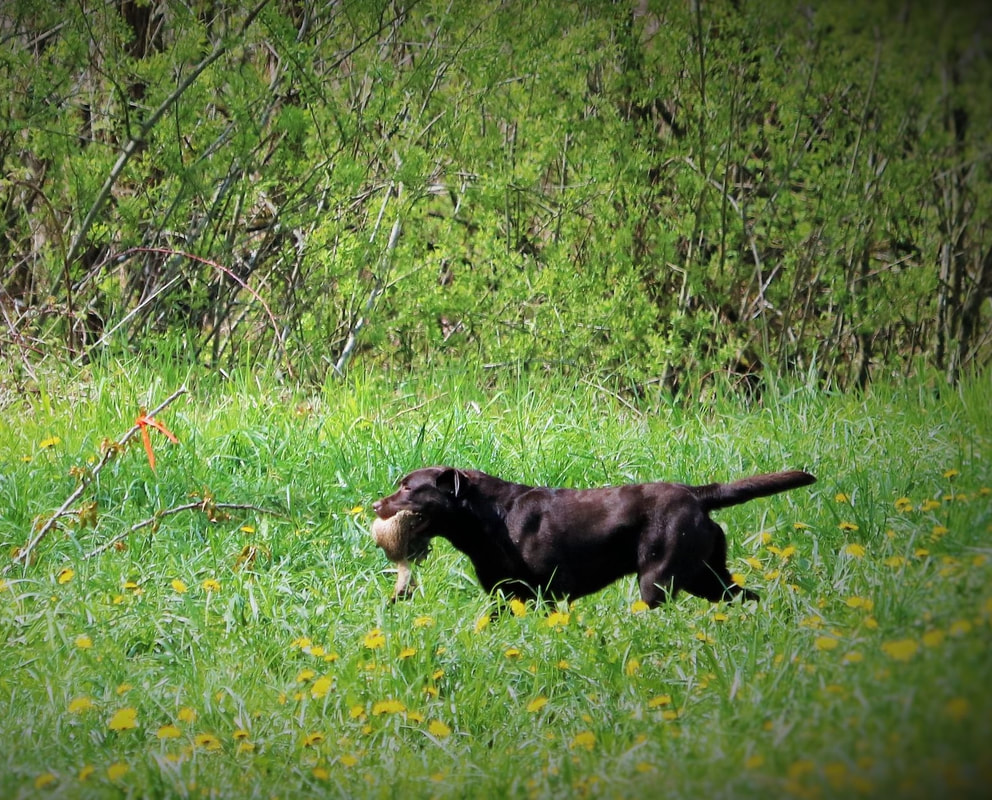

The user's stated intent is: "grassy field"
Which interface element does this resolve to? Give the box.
[1,363,990,799]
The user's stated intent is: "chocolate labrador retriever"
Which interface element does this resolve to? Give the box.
[372,467,815,607]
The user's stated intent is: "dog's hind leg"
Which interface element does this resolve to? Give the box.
[676,525,759,603]
[637,561,682,608]
[682,565,759,603]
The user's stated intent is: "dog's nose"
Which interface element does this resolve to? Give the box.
[372,500,381,515]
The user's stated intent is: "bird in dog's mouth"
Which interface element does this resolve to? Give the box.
[370,510,431,601]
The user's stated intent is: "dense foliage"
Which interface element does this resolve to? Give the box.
[2,1,990,391]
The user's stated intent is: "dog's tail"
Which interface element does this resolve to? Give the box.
[690,471,816,511]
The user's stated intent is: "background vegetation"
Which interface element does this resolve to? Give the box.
[2,0,990,394]
[2,2,991,797]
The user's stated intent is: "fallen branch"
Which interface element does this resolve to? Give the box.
[83,500,285,560]
[5,387,188,574]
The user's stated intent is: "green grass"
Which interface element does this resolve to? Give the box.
[1,362,990,799]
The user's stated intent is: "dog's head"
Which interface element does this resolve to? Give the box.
[371,467,469,600]
[373,467,468,522]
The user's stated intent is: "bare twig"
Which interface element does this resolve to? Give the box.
[333,183,404,375]
[83,501,285,560]
[5,387,188,574]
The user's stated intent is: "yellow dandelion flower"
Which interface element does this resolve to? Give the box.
[527,696,548,713]
[788,759,815,779]
[815,635,840,651]
[68,696,95,714]
[835,492,849,503]
[170,579,188,594]
[371,699,406,716]
[473,614,491,633]
[942,469,959,479]
[347,505,364,515]
[546,611,570,628]
[843,543,866,558]
[731,573,746,587]
[636,761,656,773]
[428,720,452,739]
[915,547,930,558]
[106,762,129,781]
[570,730,596,750]
[399,647,417,659]
[308,645,326,657]
[157,724,181,739]
[894,497,913,512]
[78,765,94,782]
[108,707,138,731]
[793,521,810,530]
[413,615,434,628]
[882,638,919,662]
[631,600,650,614]
[504,648,521,658]
[944,697,970,721]
[842,651,863,665]
[648,694,672,708]
[625,658,641,676]
[340,753,359,768]
[431,668,444,680]
[885,555,907,568]
[349,704,366,720]
[40,436,61,449]
[362,628,386,649]
[34,772,57,790]
[845,596,874,611]
[920,499,941,512]
[311,677,333,699]
[201,578,221,592]
[922,629,945,647]
[931,525,949,539]
[73,634,93,649]
[291,636,312,650]
[509,598,528,617]
[557,659,570,669]
[177,707,197,724]
[713,612,728,622]
[57,568,74,585]
[745,556,763,570]
[839,521,859,532]
[745,754,765,769]
[949,619,972,636]
[312,767,329,780]
[302,732,325,747]
[194,733,221,751]
[764,569,781,581]
[407,710,424,723]
[296,668,316,683]
[824,761,848,788]
[661,709,679,721]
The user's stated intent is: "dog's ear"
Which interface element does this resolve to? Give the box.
[435,468,465,498]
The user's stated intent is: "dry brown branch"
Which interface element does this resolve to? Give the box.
[83,501,285,560]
